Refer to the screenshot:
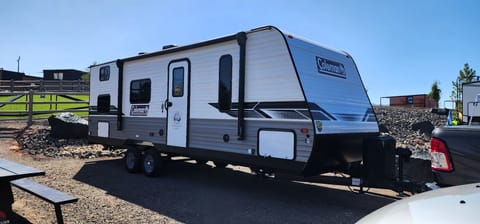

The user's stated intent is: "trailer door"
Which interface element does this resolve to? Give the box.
[166,60,190,148]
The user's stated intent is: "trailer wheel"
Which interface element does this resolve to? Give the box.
[125,148,142,173]
[143,149,163,177]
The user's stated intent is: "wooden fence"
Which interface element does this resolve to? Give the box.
[0,80,89,92]
[0,90,89,125]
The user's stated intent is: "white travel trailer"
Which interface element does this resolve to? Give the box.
[89,26,381,178]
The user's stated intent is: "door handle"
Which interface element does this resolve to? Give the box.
[164,99,172,111]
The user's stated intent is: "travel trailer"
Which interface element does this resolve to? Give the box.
[462,81,480,125]
[89,26,402,188]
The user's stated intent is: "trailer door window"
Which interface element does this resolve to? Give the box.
[218,54,232,111]
[130,79,151,103]
[172,67,184,97]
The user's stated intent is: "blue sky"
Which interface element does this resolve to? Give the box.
[1,0,479,105]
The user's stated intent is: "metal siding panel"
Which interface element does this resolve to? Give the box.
[189,119,312,162]
[244,29,304,102]
[89,62,119,107]
[286,36,379,134]
[89,116,166,144]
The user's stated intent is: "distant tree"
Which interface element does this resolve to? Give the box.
[428,81,441,107]
[451,63,477,115]
[81,62,96,84]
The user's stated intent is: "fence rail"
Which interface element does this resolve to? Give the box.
[0,80,89,92]
[0,90,89,125]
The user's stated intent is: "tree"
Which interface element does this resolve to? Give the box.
[81,62,96,84]
[451,63,477,115]
[428,81,441,108]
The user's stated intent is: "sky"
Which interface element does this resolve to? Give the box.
[1,0,479,106]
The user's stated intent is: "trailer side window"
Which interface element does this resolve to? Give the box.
[130,79,151,103]
[97,94,110,113]
[172,67,184,97]
[99,66,110,81]
[218,54,232,111]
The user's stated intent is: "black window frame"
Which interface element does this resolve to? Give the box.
[99,66,110,81]
[97,94,111,113]
[172,67,185,97]
[130,79,151,104]
[218,54,233,111]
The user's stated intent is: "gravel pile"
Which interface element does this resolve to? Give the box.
[374,106,447,159]
[16,128,126,159]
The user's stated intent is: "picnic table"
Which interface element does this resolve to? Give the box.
[0,158,45,220]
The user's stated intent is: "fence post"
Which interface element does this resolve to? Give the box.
[10,79,14,92]
[28,90,34,126]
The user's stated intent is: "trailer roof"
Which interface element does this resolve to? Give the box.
[89,25,349,68]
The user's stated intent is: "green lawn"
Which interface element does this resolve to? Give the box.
[0,94,89,119]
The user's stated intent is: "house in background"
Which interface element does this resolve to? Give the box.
[381,94,438,108]
[0,68,42,80]
[43,69,85,80]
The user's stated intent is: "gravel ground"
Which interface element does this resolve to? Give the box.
[1,119,394,224]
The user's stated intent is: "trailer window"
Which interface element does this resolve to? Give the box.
[130,79,151,103]
[172,67,184,97]
[218,54,232,111]
[97,94,110,113]
[99,66,110,81]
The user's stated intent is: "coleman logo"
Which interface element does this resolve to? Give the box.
[316,56,346,78]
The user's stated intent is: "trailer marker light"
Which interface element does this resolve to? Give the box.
[430,137,453,172]
[300,128,308,134]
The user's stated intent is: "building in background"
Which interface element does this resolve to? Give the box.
[0,68,41,80]
[43,69,85,80]
[381,94,438,108]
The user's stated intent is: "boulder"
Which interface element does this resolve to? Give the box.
[411,121,434,138]
[48,112,88,139]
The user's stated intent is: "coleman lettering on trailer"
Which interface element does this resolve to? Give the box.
[316,56,346,78]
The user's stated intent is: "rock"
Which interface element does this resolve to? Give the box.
[411,121,435,138]
[15,127,124,159]
[48,112,88,139]
[374,106,447,152]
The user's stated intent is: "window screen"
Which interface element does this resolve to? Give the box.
[97,94,110,113]
[130,79,151,103]
[218,54,232,111]
[172,67,184,97]
[100,66,110,81]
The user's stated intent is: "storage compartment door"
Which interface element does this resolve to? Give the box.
[258,130,295,160]
[98,122,109,137]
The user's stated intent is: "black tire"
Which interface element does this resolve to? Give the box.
[214,161,228,168]
[143,149,163,177]
[125,148,142,173]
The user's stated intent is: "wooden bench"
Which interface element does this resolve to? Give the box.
[11,178,78,224]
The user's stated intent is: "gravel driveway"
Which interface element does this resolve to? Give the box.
[0,120,393,224]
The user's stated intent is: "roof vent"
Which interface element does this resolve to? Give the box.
[162,44,178,50]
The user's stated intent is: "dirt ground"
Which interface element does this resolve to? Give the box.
[0,119,395,224]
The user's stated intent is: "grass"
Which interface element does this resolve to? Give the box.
[0,94,89,119]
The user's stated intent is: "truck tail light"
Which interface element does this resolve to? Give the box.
[430,137,453,172]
